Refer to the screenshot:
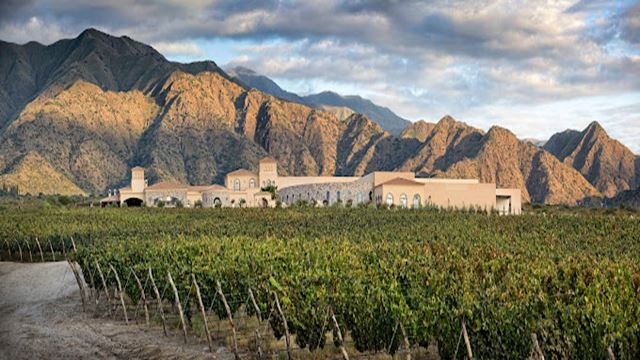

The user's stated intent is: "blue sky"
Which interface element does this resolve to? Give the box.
[1,0,639,152]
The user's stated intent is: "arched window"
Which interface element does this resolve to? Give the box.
[326,191,330,201]
[413,194,421,209]
[234,179,240,191]
[336,191,341,202]
[400,194,408,208]
[386,193,394,206]
[249,178,256,188]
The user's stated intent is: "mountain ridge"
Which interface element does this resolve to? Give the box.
[227,66,411,135]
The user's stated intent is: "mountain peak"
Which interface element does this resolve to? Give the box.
[584,120,607,137]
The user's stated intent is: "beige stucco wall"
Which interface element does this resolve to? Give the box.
[225,173,259,192]
[496,188,522,215]
[374,183,425,208]
[424,182,496,211]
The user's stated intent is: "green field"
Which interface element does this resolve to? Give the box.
[1,207,639,359]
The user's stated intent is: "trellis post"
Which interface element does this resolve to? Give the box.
[331,309,349,360]
[273,291,292,360]
[109,264,129,324]
[216,280,240,360]
[167,271,188,343]
[192,274,213,352]
[131,267,149,325]
[148,268,167,336]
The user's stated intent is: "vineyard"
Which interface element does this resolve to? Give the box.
[1,207,640,359]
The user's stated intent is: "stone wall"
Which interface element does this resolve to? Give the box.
[202,190,231,208]
[145,189,188,207]
[279,180,373,206]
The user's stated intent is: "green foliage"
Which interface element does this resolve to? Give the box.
[1,208,640,358]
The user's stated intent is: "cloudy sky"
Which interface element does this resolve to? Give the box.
[1,0,639,152]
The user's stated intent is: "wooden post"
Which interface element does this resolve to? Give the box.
[95,261,112,315]
[70,236,77,252]
[17,242,22,261]
[461,318,473,360]
[399,322,411,360]
[216,280,240,360]
[131,267,149,326]
[248,288,263,322]
[48,239,56,261]
[35,237,44,262]
[248,288,264,358]
[109,264,129,324]
[167,271,188,343]
[531,333,544,360]
[148,268,168,336]
[607,346,615,360]
[331,309,349,360]
[192,274,213,352]
[273,291,292,360]
[68,260,86,312]
[26,242,33,262]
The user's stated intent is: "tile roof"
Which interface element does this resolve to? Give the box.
[189,184,227,192]
[146,181,188,190]
[226,169,257,177]
[378,177,425,187]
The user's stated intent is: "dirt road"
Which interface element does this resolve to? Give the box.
[0,261,224,359]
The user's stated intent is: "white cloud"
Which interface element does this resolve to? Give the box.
[152,41,204,57]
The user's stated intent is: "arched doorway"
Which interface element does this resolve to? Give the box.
[413,194,421,209]
[261,198,269,208]
[124,197,143,207]
[213,197,222,208]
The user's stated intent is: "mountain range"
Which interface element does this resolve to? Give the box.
[0,28,637,205]
[226,66,410,134]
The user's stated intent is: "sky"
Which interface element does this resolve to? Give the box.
[1,0,639,152]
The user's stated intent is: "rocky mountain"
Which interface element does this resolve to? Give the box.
[227,66,411,134]
[0,28,627,205]
[544,121,639,197]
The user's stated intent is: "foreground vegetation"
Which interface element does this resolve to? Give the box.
[1,207,639,358]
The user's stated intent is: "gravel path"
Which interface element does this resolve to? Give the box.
[0,261,227,360]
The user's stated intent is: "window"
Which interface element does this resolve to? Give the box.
[400,194,408,208]
[326,191,330,201]
[337,191,341,202]
[249,178,256,188]
[234,179,240,191]
[386,193,394,206]
[413,194,421,209]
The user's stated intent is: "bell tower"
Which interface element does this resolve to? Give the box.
[258,157,278,189]
[131,167,146,193]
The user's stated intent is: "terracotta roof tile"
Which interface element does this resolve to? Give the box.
[226,169,257,177]
[146,181,188,190]
[378,178,424,187]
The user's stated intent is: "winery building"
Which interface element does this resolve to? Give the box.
[102,157,521,214]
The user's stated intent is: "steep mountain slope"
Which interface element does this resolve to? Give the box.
[0,80,159,193]
[544,121,639,197]
[0,28,225,129]
[0,152,86,196]
[227,66,411,134]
